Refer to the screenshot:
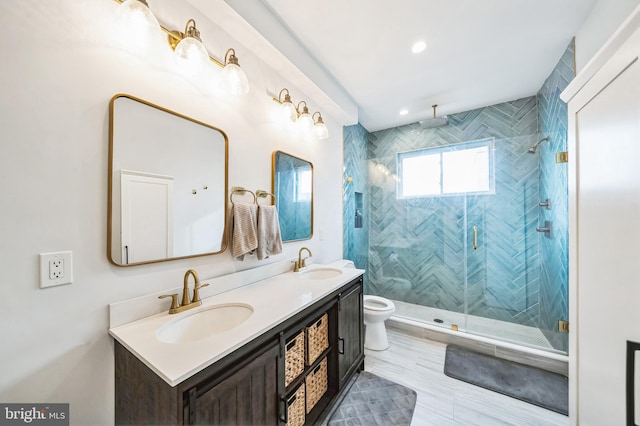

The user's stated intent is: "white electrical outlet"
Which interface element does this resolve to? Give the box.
[50,259,63,279]
[40,251,73,288]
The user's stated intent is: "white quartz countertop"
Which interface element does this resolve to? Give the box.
[108,264,364,386]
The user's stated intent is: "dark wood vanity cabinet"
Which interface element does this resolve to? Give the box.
[115,275,364,425]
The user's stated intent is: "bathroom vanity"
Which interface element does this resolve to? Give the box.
[110,266,364,425]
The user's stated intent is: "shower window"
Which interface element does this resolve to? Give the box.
[397,138,495,198]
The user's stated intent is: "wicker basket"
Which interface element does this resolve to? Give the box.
[285,331,305,387]
[305,313,329,365]
[305,357,328,414]
[285,384,305,426]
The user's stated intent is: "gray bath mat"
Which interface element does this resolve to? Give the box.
[327,371,417,425]
[444,344,568,415]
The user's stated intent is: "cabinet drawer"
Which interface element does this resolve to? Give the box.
[285,384,305,426]
[285,331,305,387]
[305,357,328,414]
[306,313,329,365]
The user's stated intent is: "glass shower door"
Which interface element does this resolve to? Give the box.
[379,194,467,331]
[464,136,549,350]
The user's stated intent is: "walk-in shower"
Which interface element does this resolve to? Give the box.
[343,96,570,356]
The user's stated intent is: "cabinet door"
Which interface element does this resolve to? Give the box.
[338,280,364,386]
[190,342,279,425]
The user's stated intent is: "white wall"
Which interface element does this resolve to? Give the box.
[575,0,640,71]
[0,2,348,424]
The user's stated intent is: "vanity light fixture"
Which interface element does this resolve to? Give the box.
[296,101,314,129]
[171,19,209,76]
[220,48,250,95]
[112,0,250,95]
[277,88,298,122]
[312,112,329,140]
[272,89,329,139]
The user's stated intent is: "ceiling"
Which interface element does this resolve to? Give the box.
[254,0,596,132]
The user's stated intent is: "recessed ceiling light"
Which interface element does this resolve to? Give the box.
[399,109,408,116]
[411,41,427,54]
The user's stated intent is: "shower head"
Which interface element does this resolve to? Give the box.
[420,104,449,129]
[528,137,550,153]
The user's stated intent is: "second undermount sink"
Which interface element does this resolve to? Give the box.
[157,303,254,344]
[302,268,343,280]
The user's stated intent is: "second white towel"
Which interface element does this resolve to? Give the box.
[257,204,283,260]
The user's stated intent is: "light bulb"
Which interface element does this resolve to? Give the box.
[113,0,163,56]
[314,122,329,139]
[312,112,329,139]
[298,112,313,129]
[174,36,209,76]
[220,49,250,96]
[296,102,313,129]
[281,102,297,122]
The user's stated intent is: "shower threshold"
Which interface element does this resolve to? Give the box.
[391,300,566,355]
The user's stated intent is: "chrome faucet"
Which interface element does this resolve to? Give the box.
[293,247,312,272]
[158,269,209,314]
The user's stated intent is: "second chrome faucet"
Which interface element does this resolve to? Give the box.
[159,269,209,314]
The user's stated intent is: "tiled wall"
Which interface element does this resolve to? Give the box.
[343,124,369,276]
[536,40,574,352]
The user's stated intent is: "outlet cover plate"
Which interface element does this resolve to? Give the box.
[40,251,73,288]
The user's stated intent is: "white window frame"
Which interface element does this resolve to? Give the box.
[397,138,496,199]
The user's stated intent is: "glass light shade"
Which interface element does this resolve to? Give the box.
[113,0,163,56]
[220,63,250,96]
[314,122,329,139]
[174,36,209,76]
[298,112,314,129]
[281,102,298,122]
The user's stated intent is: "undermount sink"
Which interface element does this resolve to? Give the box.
[302,268,343,280]
[157,303,254,344]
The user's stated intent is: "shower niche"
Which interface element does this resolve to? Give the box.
[354,192,363,228]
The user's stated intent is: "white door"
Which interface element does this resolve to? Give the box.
[572,27,640,424]
[121,171,174,264]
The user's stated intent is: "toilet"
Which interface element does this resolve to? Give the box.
[363,295,395,351]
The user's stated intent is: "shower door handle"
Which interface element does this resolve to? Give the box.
[473,226,478,250]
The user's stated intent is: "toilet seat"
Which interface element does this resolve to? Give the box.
[364,295,395,312]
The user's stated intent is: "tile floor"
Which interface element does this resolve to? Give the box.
[364,328,569,425]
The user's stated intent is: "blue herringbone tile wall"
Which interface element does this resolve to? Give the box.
[536,39,573,352]
[343,124,369,278]
[366,97,542,328]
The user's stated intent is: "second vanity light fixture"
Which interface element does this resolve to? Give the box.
[274,88,330,140]
[113,0,250,95]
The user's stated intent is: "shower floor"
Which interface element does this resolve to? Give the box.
[392,300,556,352]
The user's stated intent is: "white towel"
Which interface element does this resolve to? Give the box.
[231,202,258,260]
[257,204,283,260]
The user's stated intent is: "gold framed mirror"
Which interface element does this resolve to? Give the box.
[108,94,229,266]
[272,151,313,242]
